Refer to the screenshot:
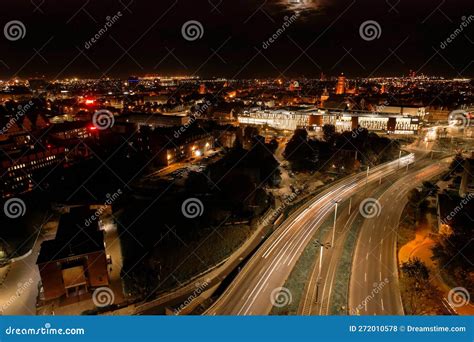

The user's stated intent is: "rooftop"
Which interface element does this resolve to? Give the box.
[37,207,104,264]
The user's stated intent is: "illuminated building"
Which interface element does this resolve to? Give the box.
[335,73,346,95]
[320,88,330,105]
[238,106,424,134]
[0,147,66,198]
[149,130,214,166]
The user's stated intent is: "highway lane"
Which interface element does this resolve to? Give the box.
[349,158,451,315]
[206,154,415,315]
[299,181,391,315]
[299,154,446,315]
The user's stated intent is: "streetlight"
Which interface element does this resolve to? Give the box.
[332,201,340,247]
[366,166,370,186]
[313,240,331,304]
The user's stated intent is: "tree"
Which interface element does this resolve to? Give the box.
[449,154,464,173]
[421,181,439,197]
[267,138,278,154]
[322,124,336,142]
[401,258,429,281]
[400,258,440,314]
[283,129,316,170]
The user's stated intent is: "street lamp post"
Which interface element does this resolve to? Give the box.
[332,201,339,247]
[366,166,370,186]
[314,240,331,304]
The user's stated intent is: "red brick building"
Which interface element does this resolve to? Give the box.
[37,208,109,301]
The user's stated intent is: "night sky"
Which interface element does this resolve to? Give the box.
[0,0,473,79]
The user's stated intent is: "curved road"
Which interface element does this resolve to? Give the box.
[206,154,415,315]
[349,158,451,315]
